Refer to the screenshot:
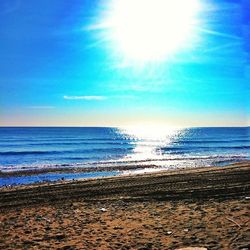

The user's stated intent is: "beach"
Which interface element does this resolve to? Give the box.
[1,0,249,247]
[0,161,249,249]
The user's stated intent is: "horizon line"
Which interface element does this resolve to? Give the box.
[0,125,249,128]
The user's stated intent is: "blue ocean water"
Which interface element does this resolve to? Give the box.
[0,127,249,185]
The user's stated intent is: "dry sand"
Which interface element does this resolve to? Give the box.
[0,161,249,250]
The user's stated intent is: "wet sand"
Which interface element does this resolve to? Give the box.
[0,161,249,249]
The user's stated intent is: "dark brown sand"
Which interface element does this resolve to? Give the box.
[0,161,249,250]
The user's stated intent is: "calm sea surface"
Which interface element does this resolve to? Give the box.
[0,127,249,185]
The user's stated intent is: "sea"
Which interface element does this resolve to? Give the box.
[0,127,249,186]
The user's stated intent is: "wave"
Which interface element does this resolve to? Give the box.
[1,144,249,157]
[1,136,249,141]
[0,137,136,143]
[2,153,247,166]
[0,141,133,147]
[161,145,250,151]
[0,147,136,156]
[1,154,247,173]
[0,138,248,147]
[171,139,250,144]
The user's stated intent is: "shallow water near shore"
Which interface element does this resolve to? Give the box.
[0,171,119,186]
[0,126,249,186]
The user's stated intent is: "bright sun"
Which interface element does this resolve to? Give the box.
[99,0,201,63]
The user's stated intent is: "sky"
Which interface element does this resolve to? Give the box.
[0,0,249,127]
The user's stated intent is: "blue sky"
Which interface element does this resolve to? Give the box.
[0,0,249,127]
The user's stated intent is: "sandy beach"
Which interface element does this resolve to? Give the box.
[1,0,249,247]
[0,161,249,249]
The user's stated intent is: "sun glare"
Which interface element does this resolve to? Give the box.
[99,0,201,63]
[121,125,180,140]
[119,125,184,160]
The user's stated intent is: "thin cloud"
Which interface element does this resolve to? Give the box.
[28,106,55,109]
[63,95,107,100]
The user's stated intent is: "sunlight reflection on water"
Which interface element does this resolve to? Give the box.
[119,126,185,161]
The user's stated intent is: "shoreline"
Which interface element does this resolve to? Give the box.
[0,163,159,178]
[0,161,249,207]
[1,155,247,177]
[0,158,248,187]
